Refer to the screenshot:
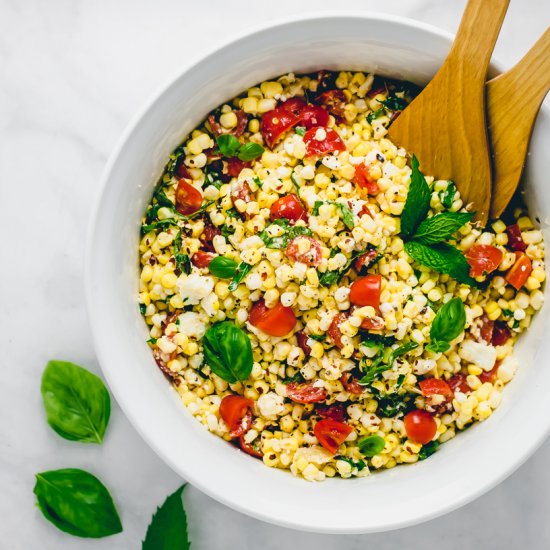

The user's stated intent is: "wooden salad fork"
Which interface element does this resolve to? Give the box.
[388,0,510,225]
[488,27,550,219]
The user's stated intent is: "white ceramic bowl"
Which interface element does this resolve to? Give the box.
[86,13,550,533]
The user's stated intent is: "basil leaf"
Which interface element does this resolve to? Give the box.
[359,342,417,386]
[401,155,431,239]
[142,484,190,550]
[141,218,179,235]
[413,212,473,245]
[318,249,367,287]
[216,134,240,157]
[173,230,191,275]
[376,393,409,418]
[366,108,385,123]
[228,262,253,291]
[336,456,367,471]
[335,202,355,230]
[259,219,312,249]
[440,181,457,209]
[202,322,253,383]
[253,176,263,188]
[425,341,451,353]
[430,297,466,344]
[139,303,147,315]
[379,95,408,111]
[419,440,440,460]
[33,468,122,538]
[208,256,238,279]
[225,207,240,219]
[238,142,264,161]
[41,361,110,444]
[404,240,478,286]
[357,435,385,457]
[388,341,418,365]
[308,333,326,342]
[311,200,324,216]
[295,126,306,136]
[166,145,186,178]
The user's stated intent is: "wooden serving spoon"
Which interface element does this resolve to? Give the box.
[488,27,550,219]
[388,0,510,225]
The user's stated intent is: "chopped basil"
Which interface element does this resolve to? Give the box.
[295,126,306,136]
[378,95,408,111]
[139,303,147,315]
[336,456,366,471]
[238,141,264,161]
[308,333,326,342]
[312,200,354,230]
[418,440,440,460]
[440,181,457,209]
[366,108,385,124]
[228,262,253,291]
[252,176,263,188]
[359,341,417,386]
[376,392,409,418]
[141,218,179,235]
[173,230,191,275]
[225,207,240,219]
[259,218,312,249]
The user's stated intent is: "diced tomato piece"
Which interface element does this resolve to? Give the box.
[295,331,312,356]
[340,373,364,395]
[300,105,329,129]
[316,403,347,423]
[360,316,385,331]
[492,322,511,346]
[226,158,251,178]
[249,299,296,337]
[219,395,253,438]
[175,159,192,180]
[359,204,373,218]
[270,194,308,223]
[286,383,327,404]
[479,314,494,344]
[238,434,263,458]
[506,223,527,252]
[506,252,532,290]
[466,245,504,278]
[328,312,348,349]
[352,163,380,194]
[315,89,346,119]
[448,373,470,394]
[354,250,379,273]
[175,179,203,216]
[303,127,345,157]
[404,409,437,444]
[419,378,453,401]
[191,250,216,268]
[233,109,248,136]
[200,221,221,252]
[314,419,353,454]
[261,105,301,148]
[350,275,382,308]
[480,361,501,383]
[231,181,253,204]
[286,236,322,267]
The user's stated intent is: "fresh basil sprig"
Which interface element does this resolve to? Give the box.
[401,155,431,239]
[202,322,253,383]
[208,256,238,279]
[228,261,253,291]
[143,484,190,550]
[33,469,122,538]
[413,212,474,245]
[41,361,111,444]
[426,297,466,352]
[216,135,264,161]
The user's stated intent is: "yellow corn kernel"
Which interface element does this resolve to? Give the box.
[161,272,178,289]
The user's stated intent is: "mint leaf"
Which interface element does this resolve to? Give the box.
[401,155,431,239]
[404,240,478,286]
[216,134,240,157]
[143,484,190,550]
[238,142,264,161]
[413,212,473,245]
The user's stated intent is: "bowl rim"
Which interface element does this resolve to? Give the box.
[85,10,550,534]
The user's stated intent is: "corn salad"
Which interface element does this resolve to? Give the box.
[138,71,545,481]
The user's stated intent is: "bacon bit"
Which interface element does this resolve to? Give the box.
[316,403,347,423]
[448,373,470,394]
[315,89,346,119]
[340,373,364,395]
[296,331,312,356]
[207,114,223,137]
[354,249,379,273]
[506,223,527,252]
[233,110,249,136]
[200,220,221,252]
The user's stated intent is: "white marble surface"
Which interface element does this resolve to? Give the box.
[1,0,549,548]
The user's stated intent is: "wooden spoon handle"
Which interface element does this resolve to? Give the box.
[488,27,550,218]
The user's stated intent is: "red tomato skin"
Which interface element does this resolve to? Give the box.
[191,250,216,268]
[448,374,470,394]
[419,378,453,401]
[492,322,511,346]
[354,249,379,273]
[466,244,503,278]
[270,194,308,223]
[295,331,312,356]
[314,419,353,454]
[301,105,330,129]
[261,106,301,148]
[349,275,382,308]
[360,316,385,331]
[219,395,253,438]
[506,223,527,252]
[479,315,494,344]
[315,89,346,118]
[249,299,297,337]
[506,252,532,290]
[200,221,221,253]
[285,236,322,267]
[340,373,364,395]
[175,179,203,216]
[231,181,253,204]
[233,109,248,136]
[238,435,263,458]
[207,114,222,136]
[328,312,348,349]
[316,403,347,423]
[480,362,501,383]
[280,97,307,115]
[303,127,346,157]
[352,163,380,194]
[175,159,193,180]
[286,383,327,404]
[226,158,251,177]
[404,410,437,444]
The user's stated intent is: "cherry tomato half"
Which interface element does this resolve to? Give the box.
[295,331,312,356]
[286,236,322,267]
[480,361,501,383]
[300,105,329,129]
[219,395,253,438]
[199,221,221,253]
[340,373,364,395]
[465,244,503,278]
[286,383,327,404]
[249,299,296,337]
[506,252,532,290]
[270,194,308,223]
[360,316,385,331]
[404,409,437,444]
[315,89,346,119]
[448,373,470,394]
[352,163,379,194]
[314,419,353,454]
[506,223,527,252]
[261,106,301,148]
[350,274,382,308]
[279,97,307,115]
[303,127,346,157]
[328,312,348,349]
[238,434,263,458]
[175,179,203,216]
[354,249,379,274]
[419,378,453,401]
[191,250,216,268]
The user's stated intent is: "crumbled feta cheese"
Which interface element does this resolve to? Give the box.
[177,274,214,305]
[459,340,497,371]
[178,311,206,339]
[257,392,285,418]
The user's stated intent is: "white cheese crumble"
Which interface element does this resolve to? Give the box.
[459,340,497,371]
[177,274,214,305]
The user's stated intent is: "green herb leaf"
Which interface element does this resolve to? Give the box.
[429,297,466,344]
[357,435,385,457]
[440,181,457,209]
[318,249,367,287]
[413,212,473,245]
[418,440,440,460]
[311,200,324,216]
[388,341,418,365]
[336,456,366,471]
[33,468,122,538]
[290,171,301,191]
[425,341,451,353]
[308,333,326,342]
[252,176,263,188]
[225,208,240,219]
[376,393,409,418]
[208,256,238,279]
[142,484,190,550]
[295,126,306,136]
[259,219,312,249]
[203,322,253,383]
[173,230,191,275]
[41,361,110,444]
[366,108,385,123]
[216,134,241,157]
[228,262,253,292]
[141,218,179,235]
[404,240,478,286]
[379,96,408,111]
[335,202,355,230]
[139,303,147,315]
[283,371,305,384]
[401,155,431,239]
[238,142,264,161]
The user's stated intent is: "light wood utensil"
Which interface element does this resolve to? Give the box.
[488,27,550,219]
[388,0,510,225]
